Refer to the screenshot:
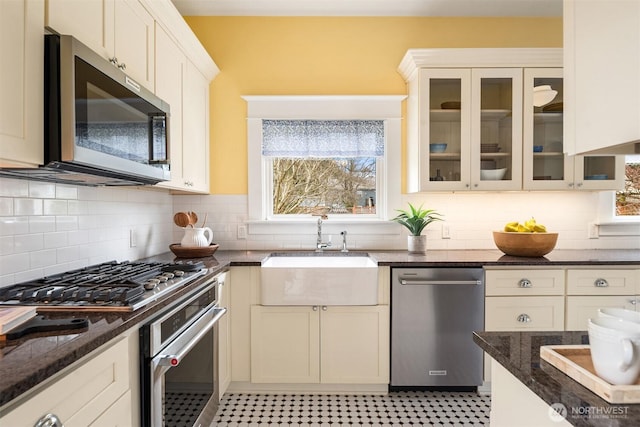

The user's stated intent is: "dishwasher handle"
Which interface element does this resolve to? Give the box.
[399,278,482,286]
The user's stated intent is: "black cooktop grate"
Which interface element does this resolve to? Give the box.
[0,260,205,309]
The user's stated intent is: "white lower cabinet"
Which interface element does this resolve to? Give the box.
[0,330,138,427]
[250,305,389,384]
[218,272,232,399]
[485,269,566,332]
[564,268,640,330]
[485,296,565,331]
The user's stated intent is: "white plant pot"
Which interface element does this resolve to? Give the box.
[407,235,427,254]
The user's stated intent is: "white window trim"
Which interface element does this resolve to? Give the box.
[244,95,405,234]
[596,191,640,236]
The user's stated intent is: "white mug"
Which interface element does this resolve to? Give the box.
[598,307,640,324]
[180,227,213,248]
[588,317,640,385]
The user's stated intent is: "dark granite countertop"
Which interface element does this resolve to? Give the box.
[474,331,640,426]
[1,249,638,409]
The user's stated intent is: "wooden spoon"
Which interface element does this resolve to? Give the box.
[173,212,190,228]
[188,211,198,227]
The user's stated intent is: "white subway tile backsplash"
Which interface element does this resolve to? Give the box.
[44,231,69,249]
[0,174,637,288]
[14,234,44,253]
[0,216,29,236]
[55,215,79,231]
[29,216,56,233]
[44,199,68,215]
[0,178,28,197]
[28,182,56,199]
[0,197,13,216]
[15,198,43,215]
[0,236,13,255]
[55,185,78,200]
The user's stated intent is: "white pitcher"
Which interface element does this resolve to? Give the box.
[181,227,213,248]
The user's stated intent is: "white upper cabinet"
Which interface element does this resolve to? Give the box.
[564,0,640,155]
[400,48,624,192]
[399,48,557,193]
[154,25,186,191]
[471,68,523,191]
[0,0,44,167]
[46,0,155,90]
[416,67,522,191]
[523,68,625,191]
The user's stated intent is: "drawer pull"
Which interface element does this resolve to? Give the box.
[594,278,609,287]
[517,314,531,323]
[35,413,64,427]
[519,279,532,288]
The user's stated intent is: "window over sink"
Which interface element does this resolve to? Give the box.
[244,96,403,225]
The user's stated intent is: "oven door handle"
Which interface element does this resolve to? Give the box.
[152,306,226,372]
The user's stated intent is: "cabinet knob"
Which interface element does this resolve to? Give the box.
[109,57,119,66]
[576,182,583,188]
[34,413,64,427]
[312,306,318,311]
[519,278,532,288]
[594,278,609,287]
[630,299,637,306]
[118,62,126,70]
[322,306,328,311]
[517,314,531,323]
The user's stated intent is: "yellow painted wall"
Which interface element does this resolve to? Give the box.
[184,16,562,194]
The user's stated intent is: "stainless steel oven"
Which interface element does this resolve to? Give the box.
[140,276,226,427]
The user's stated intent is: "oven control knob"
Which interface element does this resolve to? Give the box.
[158,355,180,367]
[144,279,161,290]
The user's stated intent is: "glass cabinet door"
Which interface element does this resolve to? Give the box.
[471,68,522,190]
[523,68,571,189]
[523,68,624,191]
[575,155,626,190]
[419,68,471,191]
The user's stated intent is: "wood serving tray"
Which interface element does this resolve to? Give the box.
[540,345,640,403]
[169,243,219,258]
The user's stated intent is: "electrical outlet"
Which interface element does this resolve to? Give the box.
[237,225,247,239]
[442,223,451,239]
[129,229,137,247]
[588,222,599,239]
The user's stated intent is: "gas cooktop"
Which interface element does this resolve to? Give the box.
[0,260,207,312]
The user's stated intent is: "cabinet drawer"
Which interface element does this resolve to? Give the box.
[565,295,637,330]
[0,336,130,427]
[566,269,639,295]
[485,296,564,331]
[485,269,565,296]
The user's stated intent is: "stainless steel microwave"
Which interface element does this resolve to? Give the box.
[0,35,170,186]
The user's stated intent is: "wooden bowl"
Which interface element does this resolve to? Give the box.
[170,243,219,258]
[492,231,558,257]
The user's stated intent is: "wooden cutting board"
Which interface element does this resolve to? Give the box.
[540,345,640,404]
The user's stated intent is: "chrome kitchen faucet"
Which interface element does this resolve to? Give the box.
[315,215,331,252]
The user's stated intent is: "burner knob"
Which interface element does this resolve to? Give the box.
[144,279,161,290]
[173,270,185,277]
[161,272,175,279]
[156,275,169,282]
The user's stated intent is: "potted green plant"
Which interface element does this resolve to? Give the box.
[391,203,443,253]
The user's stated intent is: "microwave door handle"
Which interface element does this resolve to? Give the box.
[152,307,226,375]
[148,113,170,164]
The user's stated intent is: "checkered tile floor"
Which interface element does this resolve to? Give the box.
[212,391,491,426]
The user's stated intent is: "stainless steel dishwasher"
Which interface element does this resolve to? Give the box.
[390,267,485,389]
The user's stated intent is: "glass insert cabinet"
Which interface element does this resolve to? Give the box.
[401,48,624,193]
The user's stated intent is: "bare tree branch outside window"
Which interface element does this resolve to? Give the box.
[616,159,640,216]
[272,158,377,215]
